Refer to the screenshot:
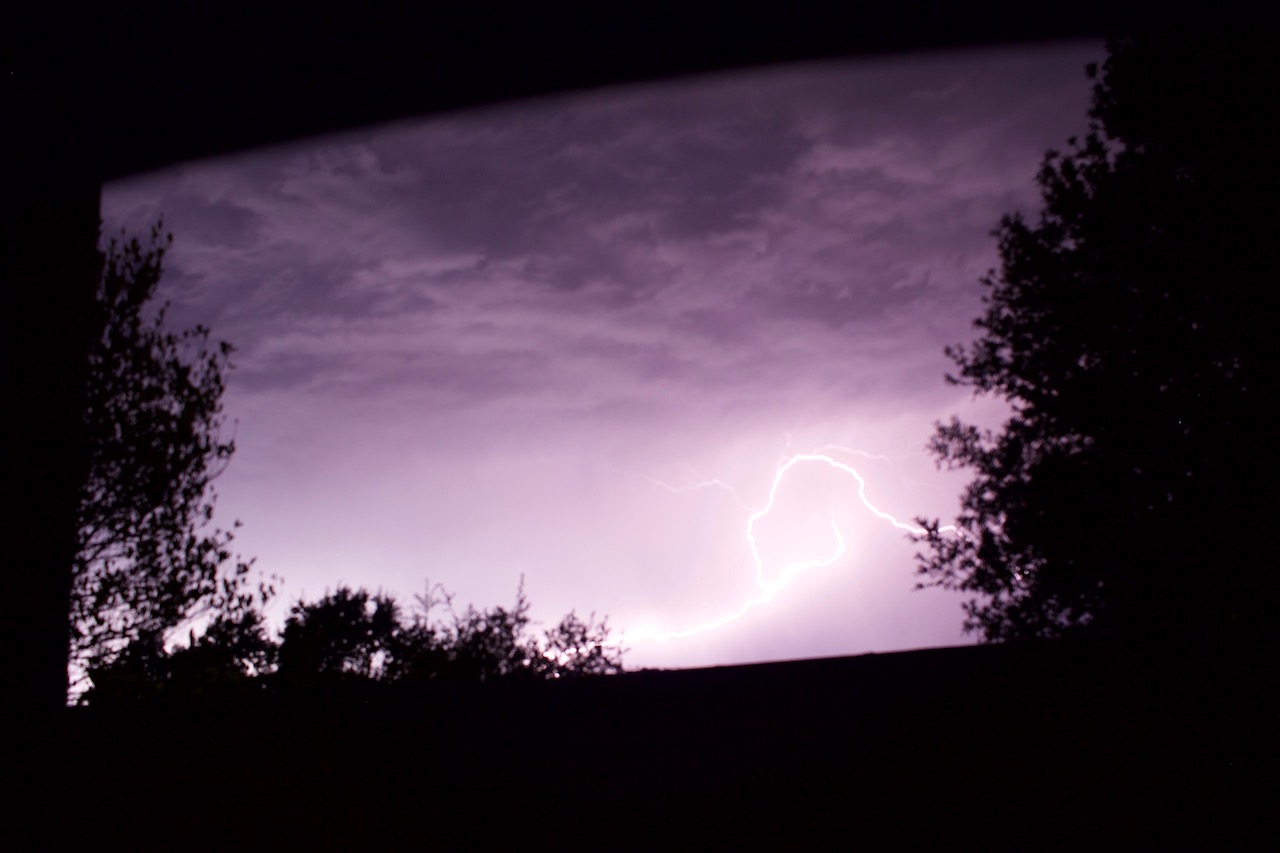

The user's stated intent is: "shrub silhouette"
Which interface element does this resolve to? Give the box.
[84,579,624,704]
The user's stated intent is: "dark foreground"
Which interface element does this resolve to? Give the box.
[27,641,1278,849]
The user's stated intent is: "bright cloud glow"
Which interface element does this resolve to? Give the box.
[624,441,963,646]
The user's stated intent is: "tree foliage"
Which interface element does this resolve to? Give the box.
[84,580,625,705]
[914,33,1278,643]
[72,223,271,693]
[277,586,401,682]
[84,609,277,705]
[422,581,623,682]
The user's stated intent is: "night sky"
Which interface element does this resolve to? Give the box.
[101,41,1101,670]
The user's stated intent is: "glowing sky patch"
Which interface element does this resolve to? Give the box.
[626,443,962,645]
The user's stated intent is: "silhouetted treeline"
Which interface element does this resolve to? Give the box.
[82,580,623,706]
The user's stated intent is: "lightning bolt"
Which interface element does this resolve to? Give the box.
[625,444,959,643]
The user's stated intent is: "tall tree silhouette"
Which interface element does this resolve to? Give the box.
[914,33,1278,644]
[71,223,269,696]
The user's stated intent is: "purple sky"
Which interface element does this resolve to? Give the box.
[102,41,1101,670]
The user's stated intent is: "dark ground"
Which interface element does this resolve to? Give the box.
[37,640,1277,850]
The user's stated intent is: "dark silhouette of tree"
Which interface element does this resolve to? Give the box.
[276,586,401,683]
[445,581,545,683]
[83,579,625,703]
[383,579,624,684]
[913,33,1279,644]
[72,222,271,697]
[83,608,276,706]
[542,610,625,678]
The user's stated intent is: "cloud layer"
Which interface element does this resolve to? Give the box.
[103,42,1101,668]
